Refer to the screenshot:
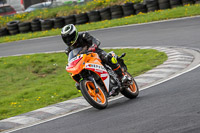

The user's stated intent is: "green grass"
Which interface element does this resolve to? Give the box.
[0,48,167,120]
[0,4,199,43]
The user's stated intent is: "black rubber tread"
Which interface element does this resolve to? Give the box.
[0,27,9,37]
[146,0,159,8]
[87,10,101,22]
[122,2,135,16]
[41,19,54,31]
[120,72,139,99]
[7,26,18,31]
[170,4,182,7]
[18,22,30,27]
[99,7,111,20]
[8,29,19,35]
[110,5,123,19]
[182,0,194,4]
[31,27,41,32]
[134,3,147,10]
[158,0,169,3]
[53,17,65,28]
[170,0,182,5]
[135,9,147,14]
[64,15,76,25]
[147,6,159,12]
[75,13,89,25]
[7,20,20,27]
[19,25,31,33]
[159,2,171,9]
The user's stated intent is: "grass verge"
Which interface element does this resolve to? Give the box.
[0,4,200,43]
[0,48,167,120]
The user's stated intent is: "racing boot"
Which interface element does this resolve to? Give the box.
[113,65,131,84]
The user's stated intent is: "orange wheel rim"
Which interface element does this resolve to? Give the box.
[129,82,137,93]
[86,81,106,104]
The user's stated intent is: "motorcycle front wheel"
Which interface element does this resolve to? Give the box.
[121,72,139,99]
[80,80,108,109]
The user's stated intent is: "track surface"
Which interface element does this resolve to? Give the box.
[1,17,200,133]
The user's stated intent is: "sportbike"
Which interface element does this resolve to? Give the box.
[66,47,139,109]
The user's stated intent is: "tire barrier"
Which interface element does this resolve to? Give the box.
[0,0,198,38]
[158,0,171,9]
[18,22,31,33]
[53,17,65,29]
[75,13,89,25]
[6,20,20,35]
[87,10,101,22]
[170,0,182,8]
[122,3,135,16]
[0,27,9,37]
[64,15,76,25]
[134,3,147,14]
[146,0,159,12]
[110,5,123,19]
[41,19,54,31]
[99,7,111,20]
[182,0,194,5]
[31,18,41,32]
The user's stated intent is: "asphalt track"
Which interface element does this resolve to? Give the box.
[1,16,200,133]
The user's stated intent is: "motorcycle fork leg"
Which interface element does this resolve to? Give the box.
[88,76,99,93]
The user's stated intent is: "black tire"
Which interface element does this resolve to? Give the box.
[121,72,139,99]
[0,27,9,37]
[134,3,147,10]
[75,13,89,25]
[87,10,101,22]
[158,0,170,3]
[31,18,41,31]
[110,5,123,19]
[8,29,19,35]
[18,22,31,33]
[135,9,147,14]
[182,0,194,5]
[99,7,111,20]
[122,2,135,16]
[147,6,159,12]
[64,15,76,25]
[170,0,182,5]
[80,80,108,109]
[41,19,54,31]
[7,20,19,31]
[53,17,65,28]
[159,2,171,9]
[146,0,159,8]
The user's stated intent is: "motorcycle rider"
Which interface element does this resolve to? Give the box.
[61,24,129,95]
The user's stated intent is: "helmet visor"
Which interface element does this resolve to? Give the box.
[63,31,77,46]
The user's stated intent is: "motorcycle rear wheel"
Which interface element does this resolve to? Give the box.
[80,80,108,109]
[121,72,139,99]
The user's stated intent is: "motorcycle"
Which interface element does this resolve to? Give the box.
[66,47,139,109]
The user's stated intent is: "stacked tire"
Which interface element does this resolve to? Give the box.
[158,0,171,9]
[18,22,31,33]
[7,20,20,35]
[146,0,159,12]
[53,17,65,28]
[134,3,147,14]
[87,10,101,22]
[122,3,135,16]
[170,0,182,8]
[181,0,194,5]
[75,13,89,25]
[99,7,111,20]
[0,27,9,37]
[110,5,123,19]
[41,19,54,31]
[64,15,76,25]
[31,18,41,32]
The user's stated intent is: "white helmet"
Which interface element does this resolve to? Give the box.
[61,24,78,46]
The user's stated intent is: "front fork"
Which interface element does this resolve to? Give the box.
[88,76,99,93]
